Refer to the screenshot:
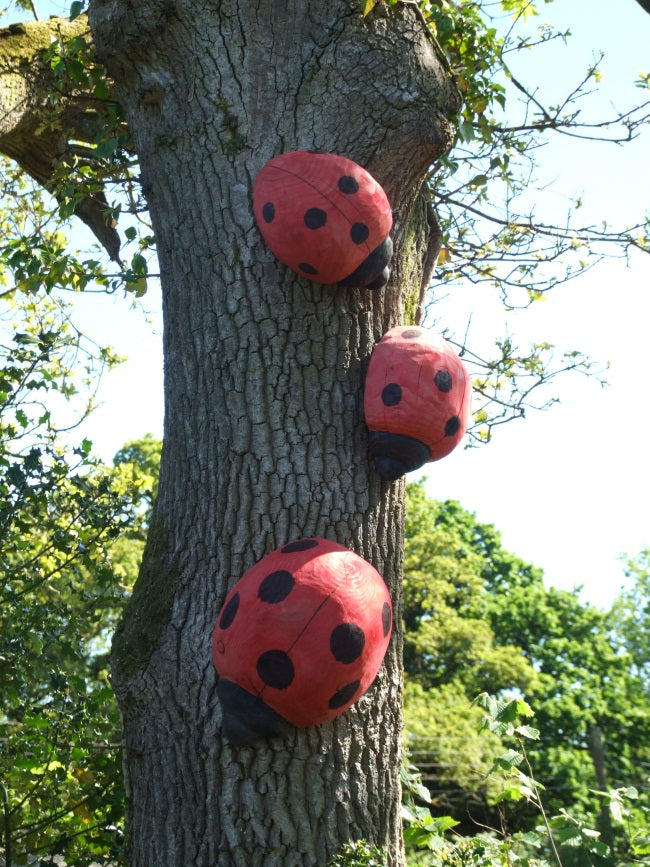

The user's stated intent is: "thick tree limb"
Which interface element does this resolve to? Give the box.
[0,16,122,260]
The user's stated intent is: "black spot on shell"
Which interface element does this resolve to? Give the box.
[330,623,365,664]
[444,416,461,437]
[258,570,295,604]
[350,222,370,245]
[381,383,402,407]
[434,370,453,393]
[298,262,318,275]
[257,650,295,690]
[328,680,361,710]
[402,329,422,339]
[262,202,275,223]
[219,592,240,630]
[382,602,391,637]
[304,208,327,230]
[338,175,359,194]
[282,539,319,554]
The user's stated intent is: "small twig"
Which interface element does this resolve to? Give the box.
[28,0,40,20]
[519,739,564,867]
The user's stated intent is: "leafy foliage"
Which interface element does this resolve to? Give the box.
[403,695,650,867]
[403,481,537,694]
[419,0,650,293]
[0,289,156,864]
[612,548,650,692]
[329,839,388,866]
[364,0,648,441]
[4,0,644,442]
[402,481,650,865]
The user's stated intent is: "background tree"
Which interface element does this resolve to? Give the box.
[0,286,153,863]
[402,481,538,825]
[401,481,650,864]
[612,549,650,692]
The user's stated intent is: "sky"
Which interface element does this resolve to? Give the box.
[13,0,649,611]
[419,0,650,608]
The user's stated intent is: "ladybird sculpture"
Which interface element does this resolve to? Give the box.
[364,325,472,481]
[212,538,393,745]
[253,150,393,290]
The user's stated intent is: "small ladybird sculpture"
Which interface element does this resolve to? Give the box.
[253,150,393,290]
[212,538,393,745]
[364,325,472,481]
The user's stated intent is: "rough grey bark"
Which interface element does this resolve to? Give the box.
[87,1,459,863]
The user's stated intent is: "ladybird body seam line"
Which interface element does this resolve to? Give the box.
[379,353,405,431]
[413,342,428,434]
[257,573,345,702]
[262,163,380,254]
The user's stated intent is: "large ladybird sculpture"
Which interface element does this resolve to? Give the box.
[211,538,393,745]
[364,325,472,481]
[253,150,393,290]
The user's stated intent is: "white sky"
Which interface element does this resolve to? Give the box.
[20,0,649,611]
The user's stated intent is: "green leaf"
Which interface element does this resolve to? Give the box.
[93,78,110,100]
[131,253,148,275]
[70,1,85,20]
[129,276,148,297]
[495,784,524,803]
[433,816,460,832]
[401,803,419,824]
[631,831,650,855]
[468,173,488,188]
[515,724,540,740]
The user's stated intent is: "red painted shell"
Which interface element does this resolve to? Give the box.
[253,151,393,286]
[364,325,472,480]
[212,538,392,738]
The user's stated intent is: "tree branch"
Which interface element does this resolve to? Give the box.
[0,16,122,260]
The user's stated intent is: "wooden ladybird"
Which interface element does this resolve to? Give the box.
[253,150,393,290]
[211,538,393,745]
[364,325,472,481]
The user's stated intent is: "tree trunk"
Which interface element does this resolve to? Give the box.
[87,1,459,863]
[588,726,614,851]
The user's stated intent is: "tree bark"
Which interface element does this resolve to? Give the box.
[87,1,459,863]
